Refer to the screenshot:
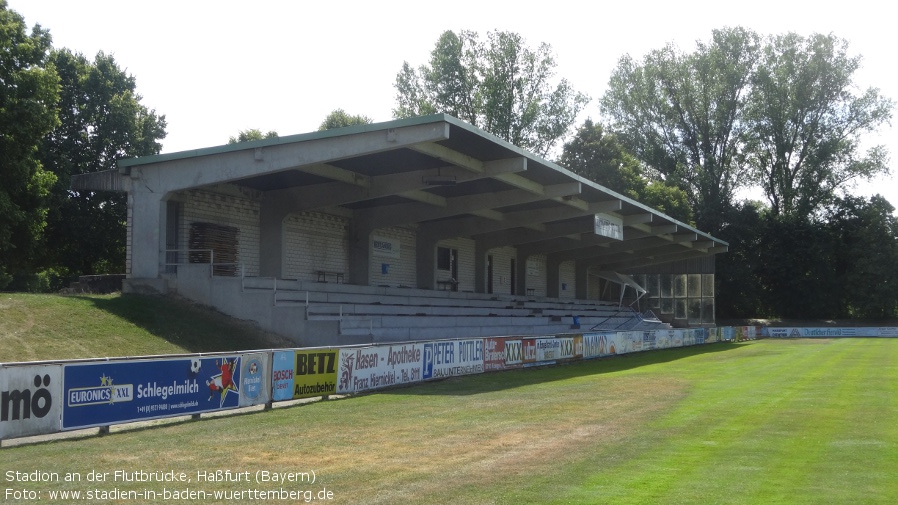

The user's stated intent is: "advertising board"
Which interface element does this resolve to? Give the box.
[423,339,484,380]
[238,352,270,407]
[62,356,242,430]
[337,344,423,394]
[272,349,339,401]
[1,365,62,440]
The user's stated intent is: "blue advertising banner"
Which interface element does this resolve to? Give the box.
[62,356,241,430]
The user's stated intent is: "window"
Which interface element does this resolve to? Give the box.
[437,247,453,271]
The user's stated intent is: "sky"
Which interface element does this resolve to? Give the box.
[11,0,898,208]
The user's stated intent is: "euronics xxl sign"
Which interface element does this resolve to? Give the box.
[61,356,243,430]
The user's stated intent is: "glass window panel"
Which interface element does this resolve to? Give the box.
[688,274,702,297]
[660,274,673,298]
[660,298,674,314]
[675,299,687,319]
[703,274,715,297]
[688,299,702,324]
[646,274,659,297]
[674,274,687,298]
[702,298,715,324]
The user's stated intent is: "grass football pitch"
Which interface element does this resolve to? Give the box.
[3,337,896,504]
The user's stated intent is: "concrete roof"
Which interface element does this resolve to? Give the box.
[78,114,727,271]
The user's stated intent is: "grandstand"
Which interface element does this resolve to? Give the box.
[73,114,725,346]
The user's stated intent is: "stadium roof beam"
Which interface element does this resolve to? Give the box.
[355,182,582,231]
[419,199,624,243]
[263,156,527,213]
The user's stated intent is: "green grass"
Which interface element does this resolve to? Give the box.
[0,293,293,362]
[3,339,896,504]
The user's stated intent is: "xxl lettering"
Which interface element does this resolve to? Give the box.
[1,375,52,422]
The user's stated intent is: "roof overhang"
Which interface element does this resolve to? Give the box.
[72,114,727,270]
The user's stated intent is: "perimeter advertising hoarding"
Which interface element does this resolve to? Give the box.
[582,333,615,358]
[272,349,339,401]
[337,344,423,394]
[483,338,523,372]
[423,339,484,380]
[534,337,578,362]
[1,365,62,440]
[238,352,270,407]
[62,356,241,430]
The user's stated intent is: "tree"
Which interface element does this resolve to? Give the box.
[601,27,761,233]
[318,108,373,130]
[745,33,893,218]
[558,119,693,223]
[827,195,898,318]
[38,49,167,279]
[0,1,59,287]
[228,129,278,144]
[394,30,589,157]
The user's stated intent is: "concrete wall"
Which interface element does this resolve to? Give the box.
[284,211,349,281]
[369,226,417,287]
[526,254,548,297]
[177,187,262,276]
[559,260,577,299]
[486,246,516,295]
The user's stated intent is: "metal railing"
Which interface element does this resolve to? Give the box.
[162,249,242,277]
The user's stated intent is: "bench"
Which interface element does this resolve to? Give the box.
[437,279,458,291]
[316,270,344,283]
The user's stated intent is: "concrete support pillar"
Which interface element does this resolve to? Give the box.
[575,260,590,300]
[416,231,439,290]
[474,239,488,294]
[515,253,530,296]
[348,221,372,286]
[129,187,165,279]
[259,200,288,278]
[546,255,562,298]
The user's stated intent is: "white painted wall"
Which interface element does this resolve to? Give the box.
[559,260,577,299]
[526,254,548,297]
[486,246,516,295]
[369,226,417,287]
[284,211,349,281]
[177,188,261,276]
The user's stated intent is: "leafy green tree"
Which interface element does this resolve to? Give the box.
[601,27,761,233]
[827,195,898,318]
[558,119,693,223]
[394,30,589,157]
[0,1,59,287]
[745,33,893,217]
[714,201,769,318]
[228,129,278,144]
[38,49,167,280]
[318,108,373,130]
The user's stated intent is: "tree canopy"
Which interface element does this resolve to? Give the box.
[558,119,693,224]
[601,27,760,233]
[745,33,892,217]
[318,108,373,131]
[38,49,167,278]
[0,0,59,286]
[602,28,893,231]
[228,129,278,144]
[0,1,167,289]
[394,30,589,157]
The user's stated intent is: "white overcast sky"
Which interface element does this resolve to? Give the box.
[12,0,898,208]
